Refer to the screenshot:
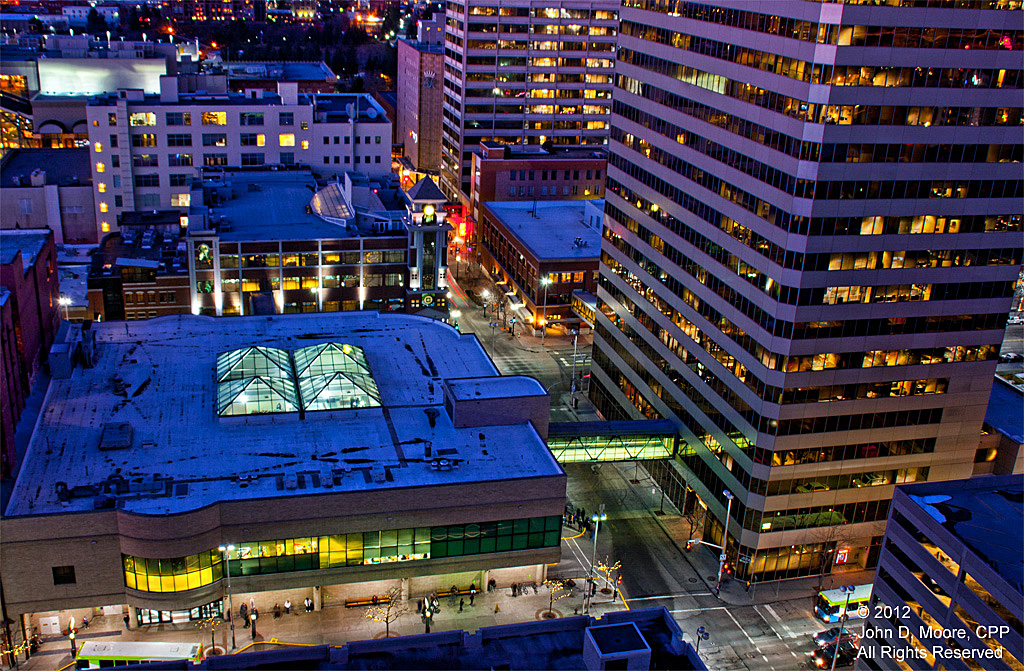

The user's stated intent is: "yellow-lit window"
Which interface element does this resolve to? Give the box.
[100,202,109,213]
[257,133,265,146]
[279,133,295,147]
[129,112,156,126]
[96,162,105,173]
[301,140,309,150]
[170,193,191,207]
[92,119,98,126]
[94,142,103,153]
[98,183,107,193]
[202,111,227,125]
[101,222,110,232]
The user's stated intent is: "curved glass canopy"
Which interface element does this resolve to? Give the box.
[309,183,353,224]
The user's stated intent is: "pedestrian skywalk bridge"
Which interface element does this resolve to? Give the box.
[546,420,678,463]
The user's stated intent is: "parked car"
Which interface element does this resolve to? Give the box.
[999,353,1023,363]
[812,627,859,648]
[810,640,859,668]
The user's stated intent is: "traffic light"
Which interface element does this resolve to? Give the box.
[685,540,693,551]
[616,573,623,586]
[723,561,733,576]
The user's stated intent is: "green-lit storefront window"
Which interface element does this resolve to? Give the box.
[123,516,561,593]
[429,516,561,559]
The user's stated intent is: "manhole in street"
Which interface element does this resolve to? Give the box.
[688,578,698,583]
[706,576,717,581]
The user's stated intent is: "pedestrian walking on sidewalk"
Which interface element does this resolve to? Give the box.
[123,614,130,630]
[285,599,291,614]
[469,585,476,606]
[241,603,249,628]
[459,598,465,613]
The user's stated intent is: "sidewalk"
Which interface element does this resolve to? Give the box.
[18,567,629,670]
[651,513,876,607]
[449,268,601,422]
[449,267,594,355]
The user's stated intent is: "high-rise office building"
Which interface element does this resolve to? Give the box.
[440,0,619,202]
[591,0,1022,580]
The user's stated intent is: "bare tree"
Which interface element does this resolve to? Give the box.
[363,587,409,638]
[807,515,858,597]
[685,503,705,545]
[543,579,570,618]
[593,559,622,598]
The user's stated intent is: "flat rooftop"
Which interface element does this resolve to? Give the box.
[902,474,1022,593]
[985,378,1023,443]
[5,312,562,517]
[446,376,545,401]
[206,172,357,242]
[0,148,92,186]
[483,200,602,261]
[0,229,50,267]
[477,142,607,161]
[308,93,390,123]
[223,61,335,81]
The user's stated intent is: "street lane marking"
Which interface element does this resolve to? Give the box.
[757,604,795,639]
[724,609,757,646]
[762,604,784,623]
[669,607,726,614]
[630,593,713,601]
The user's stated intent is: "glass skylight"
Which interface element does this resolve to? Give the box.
[216,344,379,417]
[294,343,382,412]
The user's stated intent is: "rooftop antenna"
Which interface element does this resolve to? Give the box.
[530,199,537,218]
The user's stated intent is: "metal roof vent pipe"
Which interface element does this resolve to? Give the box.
[424,408,439,428]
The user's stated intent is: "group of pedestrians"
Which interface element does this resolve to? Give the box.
[566,505,592,534]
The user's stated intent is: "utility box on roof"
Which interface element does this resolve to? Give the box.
[583,622,652,671]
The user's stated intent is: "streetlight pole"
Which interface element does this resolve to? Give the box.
[830,585,856,671]
[218,544,236,651]
[569,329,579,408]
[68,631,75,660]
[58,295,70,321]
[489,322,498,358]
[715,490,734,589]
[540,276,550,346]
[694,626,709,655]
[584,504,607,615]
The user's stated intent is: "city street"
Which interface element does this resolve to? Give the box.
[447,270,596,422]
[556,461,841,671]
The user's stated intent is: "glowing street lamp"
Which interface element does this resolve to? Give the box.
[584,504,608,615]
[58,294,71,321]
[218,545,236,650]
[539,276,551,346]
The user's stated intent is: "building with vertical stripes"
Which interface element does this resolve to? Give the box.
[590,0,1022,581]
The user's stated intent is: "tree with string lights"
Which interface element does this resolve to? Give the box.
[363,587,409,638]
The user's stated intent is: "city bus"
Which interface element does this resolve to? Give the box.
[75,640,203,668]
[814,584,873,623]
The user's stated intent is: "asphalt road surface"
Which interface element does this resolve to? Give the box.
[556,462,836,671]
